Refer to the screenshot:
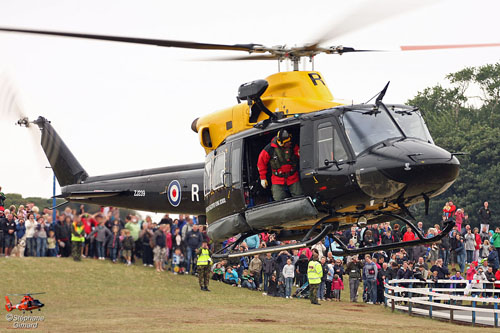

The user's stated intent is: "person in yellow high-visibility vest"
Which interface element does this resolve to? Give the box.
[71,216,85,261]
[307,253,323,305]
[196,241,212,291]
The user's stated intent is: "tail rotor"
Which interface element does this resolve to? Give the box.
[5,296,13,312]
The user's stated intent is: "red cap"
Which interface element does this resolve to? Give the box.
[0,207,4,212]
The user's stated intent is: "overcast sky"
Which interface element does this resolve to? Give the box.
[1,0,500,210]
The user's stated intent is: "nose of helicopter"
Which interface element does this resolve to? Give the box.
[378,139,460,197]
[355,139,460,200]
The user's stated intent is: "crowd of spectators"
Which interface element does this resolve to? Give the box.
[1,192,500,305]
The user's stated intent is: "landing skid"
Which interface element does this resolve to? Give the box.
[212,218,337,259]
[212,212,455,259]
[329,212,455,256]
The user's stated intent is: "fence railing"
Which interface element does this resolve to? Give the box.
[384,279,500,327]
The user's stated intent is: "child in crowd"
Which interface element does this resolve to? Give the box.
[431,270,439,285]
[277,275,285,298]
[450,269,464,292]
[224,267,239,286]
[47,230,57,257]
[172,248,186,274]
[266,274,278,296]
[466,262,477,280]
[118,229,127,262]
[108,226,121,263]
[331,274,344,301]
[211,262,224,281]
[346,239,357,263]
[241,269,257,289]
[471,267,487,296]
[282,258,295,298]
[481,240,490,259]
[122,229,135,266]
[325,262,334,301]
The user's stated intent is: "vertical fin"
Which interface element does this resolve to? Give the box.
[33,116,88,186]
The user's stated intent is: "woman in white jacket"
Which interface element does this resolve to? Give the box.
[470,268,487,297]
[282,259,295,299]
[24,213,37,256]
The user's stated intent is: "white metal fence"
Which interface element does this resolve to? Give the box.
[384,279,500,327]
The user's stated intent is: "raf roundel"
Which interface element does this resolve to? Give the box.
[167,180,182,207]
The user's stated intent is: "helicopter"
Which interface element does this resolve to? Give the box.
[5,293,45,313]
[2,12,497,259]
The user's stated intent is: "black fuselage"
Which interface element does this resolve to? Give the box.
[41,104,458,241]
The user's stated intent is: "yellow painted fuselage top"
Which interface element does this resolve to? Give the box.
[195,71,344,153]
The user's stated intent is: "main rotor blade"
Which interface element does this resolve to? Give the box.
[309,0,434,49]
[25,292,46,295]
[202,54,280,61]
[334,47,383,53]
[0,27,261,52]
[401,43,500,51]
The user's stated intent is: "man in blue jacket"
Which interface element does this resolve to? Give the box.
[487,245,499,272]
[186,224,203,274]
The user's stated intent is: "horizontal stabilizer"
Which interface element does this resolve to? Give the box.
[57,190,125,200]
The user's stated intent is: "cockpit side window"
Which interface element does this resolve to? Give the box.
[317,122,348,167]
[317,122,334,165]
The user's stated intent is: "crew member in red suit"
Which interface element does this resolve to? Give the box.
[257,130,303,201]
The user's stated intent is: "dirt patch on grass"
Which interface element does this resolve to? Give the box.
[251,318,277,323]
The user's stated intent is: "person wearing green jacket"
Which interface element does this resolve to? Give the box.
[196,241,212,291]
[71,217,85,261]
[492,227,500,259]
[0,186,5,208]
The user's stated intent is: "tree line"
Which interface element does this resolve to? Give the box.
[409,63,500,228]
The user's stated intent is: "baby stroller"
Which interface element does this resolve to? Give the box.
[293,281,309,299]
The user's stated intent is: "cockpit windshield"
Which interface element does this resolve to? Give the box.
[342,109,402,155]
[389,107,434,144]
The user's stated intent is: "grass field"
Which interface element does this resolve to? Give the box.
[0,257,495,332]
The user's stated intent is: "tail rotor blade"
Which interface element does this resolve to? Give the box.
[0,74,45,166]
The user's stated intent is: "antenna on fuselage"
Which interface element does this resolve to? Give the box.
[375,81,390,106]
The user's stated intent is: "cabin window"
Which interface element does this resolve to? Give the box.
[204,158,212,196]
[231,147,241,186]
[317,122,348,166]
[212,152,226,190]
